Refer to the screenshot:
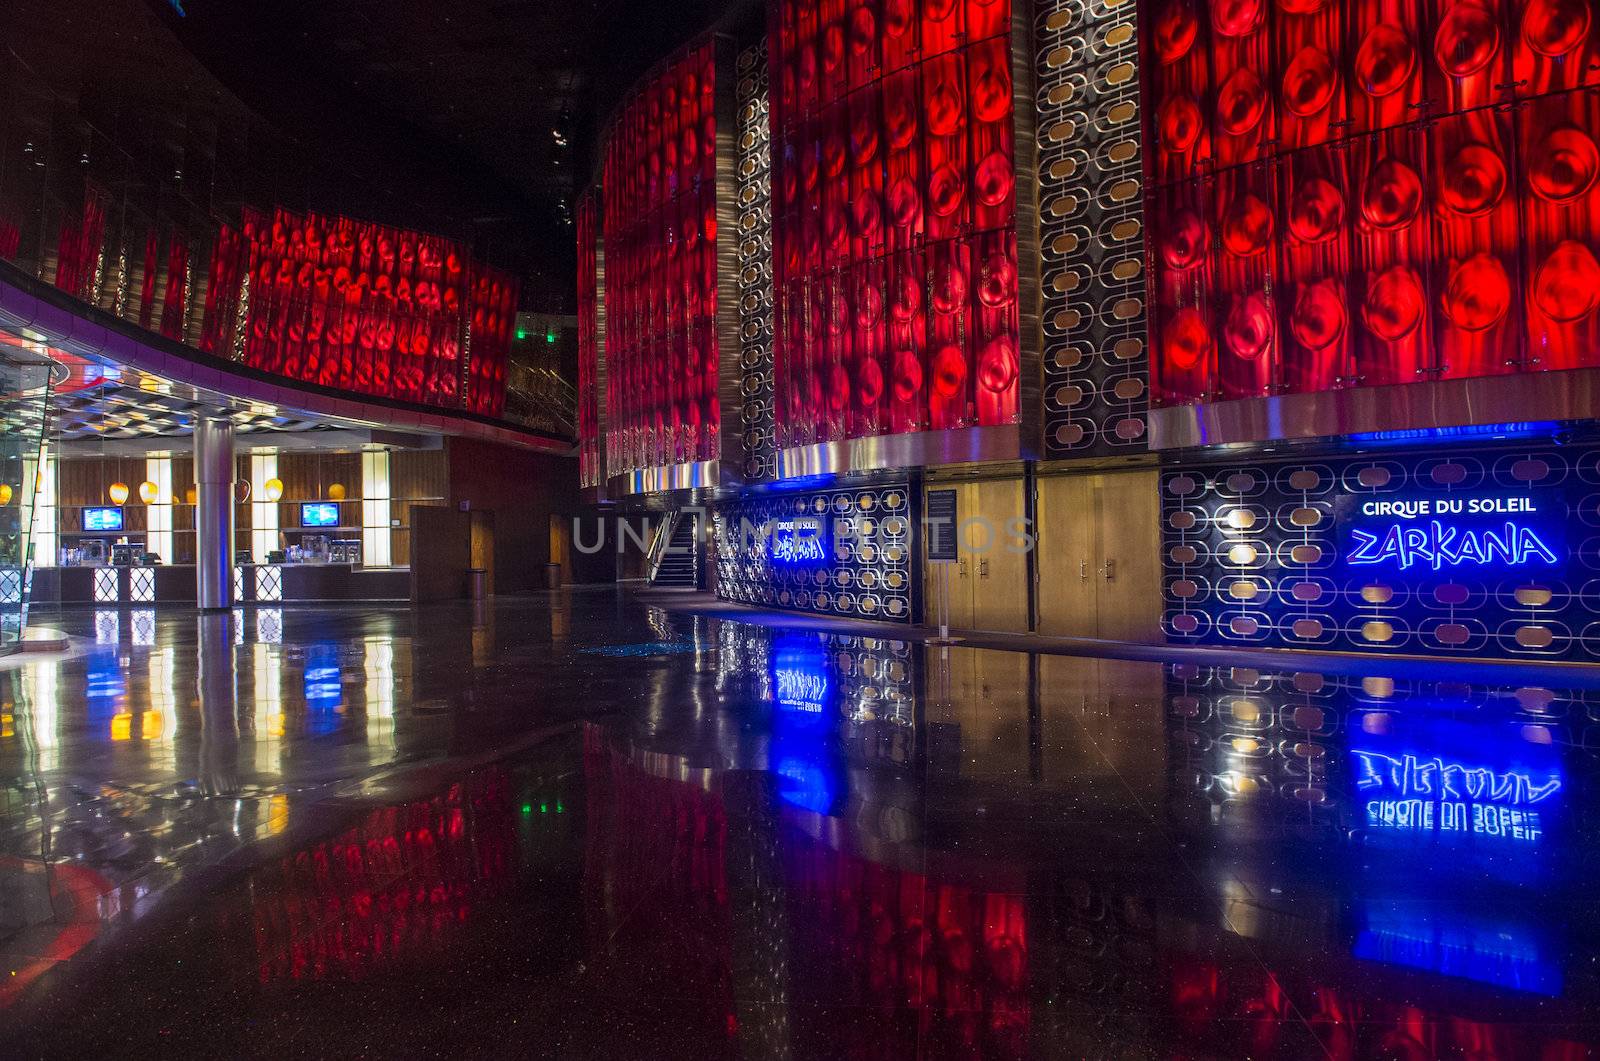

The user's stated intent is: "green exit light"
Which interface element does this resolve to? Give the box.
[521,803,533,815]
[516,328,527,340]
[545,330,557,344]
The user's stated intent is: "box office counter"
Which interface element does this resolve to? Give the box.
[31,563,410,604]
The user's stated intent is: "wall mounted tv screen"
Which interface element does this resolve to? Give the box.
[301,502,340,528]
[83,507,123,532]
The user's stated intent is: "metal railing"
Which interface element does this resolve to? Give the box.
[645,511,681,583]
[503,361,577,437]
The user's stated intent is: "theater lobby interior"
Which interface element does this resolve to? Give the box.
[6,0,1600,1057]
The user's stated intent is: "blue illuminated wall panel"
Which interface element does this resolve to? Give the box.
[1162,441,1600,660]
[712,484,914,623]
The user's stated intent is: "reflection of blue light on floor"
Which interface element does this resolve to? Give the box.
[1354,906,1561,996]
[1351,721,1566,889]
[774,756,838,815]
[580,641,697,657]
[85,649,124,707]
[303,643,342,733]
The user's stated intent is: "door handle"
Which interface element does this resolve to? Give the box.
[979,558,989,578]
[958,558,968,577]
[1079,559,1088,581]
[1103,558,1116,582]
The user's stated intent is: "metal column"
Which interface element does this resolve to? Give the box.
[194,417,235,610]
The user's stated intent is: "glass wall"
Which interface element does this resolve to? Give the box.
[0,348,55,650]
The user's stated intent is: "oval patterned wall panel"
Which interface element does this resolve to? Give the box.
[1161,443,1595,660]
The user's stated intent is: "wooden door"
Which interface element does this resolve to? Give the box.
[1092,469,1162,642]
[549,514,570,585]
[1034,473,1099,637]
[470,510,495,592]
[970,478,1029,632]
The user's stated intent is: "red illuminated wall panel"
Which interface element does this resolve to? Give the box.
[197,207,515,415]
[576,194,602,488]
[769,0,1019,450]
[465,265,514,418]
[53,183,107,304]
[159,231,190,341]
[200,220,248,358]
[1148,0,1600,408]
[601,42,720,477]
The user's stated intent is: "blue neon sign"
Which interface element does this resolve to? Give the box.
[770,517,828,565]
[1342,492,1561,572]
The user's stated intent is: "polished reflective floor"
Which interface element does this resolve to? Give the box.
[3,591,1599,1057]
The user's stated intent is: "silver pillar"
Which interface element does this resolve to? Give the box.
[195,417,235,610]
[196,610,239,794]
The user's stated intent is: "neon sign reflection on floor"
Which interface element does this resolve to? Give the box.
[775,666,829,713]
[770,635,832,715]
[1352,748,1562,843]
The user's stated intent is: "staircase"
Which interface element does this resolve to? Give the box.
[649,513,699,588]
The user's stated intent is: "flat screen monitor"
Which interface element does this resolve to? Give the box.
[301,502,340,528]
[83,507,124,532]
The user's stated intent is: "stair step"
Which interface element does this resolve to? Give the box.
[650,513,700,587]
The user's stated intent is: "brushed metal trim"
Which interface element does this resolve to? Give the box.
[610,458,721,496]
[778,425,1022,478]
[714,33,748,489]
[1012,0,1044,461]
[1148,369,1600,450]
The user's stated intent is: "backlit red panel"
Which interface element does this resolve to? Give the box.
[159,231,190,341]
[601,42,720,476]
[770,0,1019,448]
[1148,0,1600,406]
[52,183,107,303]
[202,207,513,416]
[576,195,602,487]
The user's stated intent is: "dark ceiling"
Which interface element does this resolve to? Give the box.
[143,0,751,310]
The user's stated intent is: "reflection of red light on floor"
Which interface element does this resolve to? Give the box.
[0,858,116,1008]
